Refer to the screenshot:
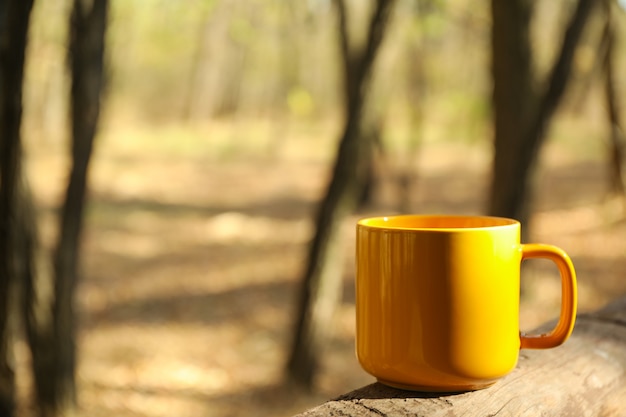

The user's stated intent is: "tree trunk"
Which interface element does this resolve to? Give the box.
[488,0,536,225]
[55,0,107,412]
[181,5,215,122]
[397,4,429,213]
[488,0,597,229]
[24,1,108,416]
[20,179,56,417]
[0,1,36,415]
[212,3,249,118]
[286,0,396,389]
[601,0,626,199]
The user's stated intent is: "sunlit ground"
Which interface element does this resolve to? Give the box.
[16,114,626,416]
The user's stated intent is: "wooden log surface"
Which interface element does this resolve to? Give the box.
[294,297,626,416]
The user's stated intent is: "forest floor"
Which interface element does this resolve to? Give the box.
[16,118,626,417]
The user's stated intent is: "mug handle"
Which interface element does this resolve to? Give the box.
[519,243,578,349]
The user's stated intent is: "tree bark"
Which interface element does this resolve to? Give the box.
[0,1,36,415]
[488,0,535,225]
[397,4,429,213]
[24,1,108,416]
[488,0,598,229]
[181,5,215,121]
[286,0,395,389]
[601,0,626,198]
[55,0,107,412]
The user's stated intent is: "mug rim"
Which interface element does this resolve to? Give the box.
[357,214,520,231]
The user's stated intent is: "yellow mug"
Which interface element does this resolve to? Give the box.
[355,215,577,392]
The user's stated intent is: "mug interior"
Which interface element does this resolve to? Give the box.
[358,215,518,230]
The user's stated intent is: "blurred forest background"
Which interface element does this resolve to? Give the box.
[2,0,626,416]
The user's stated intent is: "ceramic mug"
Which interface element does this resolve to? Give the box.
[355,215,577,392]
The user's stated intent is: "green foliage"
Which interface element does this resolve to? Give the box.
[287,86,315,118]
[22,0,617,157]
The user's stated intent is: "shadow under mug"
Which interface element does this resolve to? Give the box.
[355,215,577,392]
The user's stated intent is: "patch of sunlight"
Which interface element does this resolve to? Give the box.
[416,141,490,174]
[533,205,601,236]
[80,327,237,395]
[99,118,297,162]
[203,211,311,244]
[81,387,209,417]
[99,230,163,258]
[533,197,626,258]
[137,360,231,392]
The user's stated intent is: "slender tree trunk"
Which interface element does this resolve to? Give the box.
[488,0,535,225]
[20,179,56,417]
[488,0,598,229]
[287,0,396,389]
[24,1,108,416]
[181,5,214,121]
[0,1,35,415]
[213,3,249,117]
[398,4,429,213]
[601,0,625,199]
[56,0,107,412]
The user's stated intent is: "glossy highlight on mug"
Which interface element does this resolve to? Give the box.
[359,214,519,230]
[355,215,577,392]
